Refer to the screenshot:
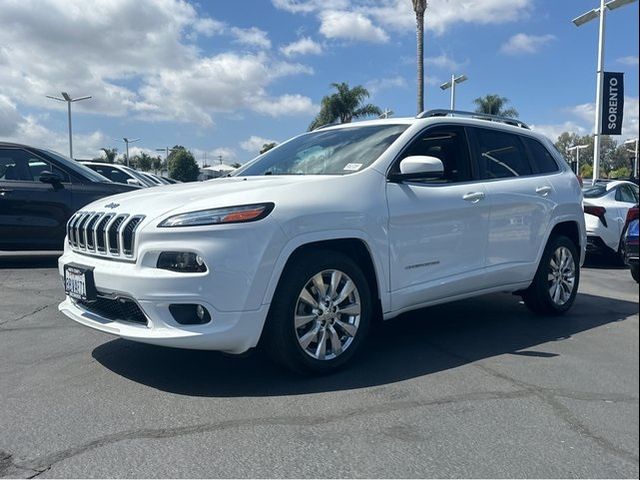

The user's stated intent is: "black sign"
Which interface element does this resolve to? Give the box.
[601,72,624,135]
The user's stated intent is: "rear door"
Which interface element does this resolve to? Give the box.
[0,147,72,250]
[468,128,557,285]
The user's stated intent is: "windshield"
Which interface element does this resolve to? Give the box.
[41,149,113,183]
[582,184,609,198]
[121,166,155,186]
[236,124,408,176]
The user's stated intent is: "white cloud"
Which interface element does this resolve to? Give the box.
[425,54,466,71]
[366,76,407,95]
[530,121,588,143]
[617,55,639,67]
[0,0,315,129]
[240,135,278,153]
[137,53,314,126]
[532,97,639,142]
[253,94,319,117]
[0,94,107,158]
[192,147,238,167]
[274,0,532,37]
[280,37,323,57]
[319,10,389,43]
[231,27,272,49]
[500,33,556,55]
[272,0,349,14]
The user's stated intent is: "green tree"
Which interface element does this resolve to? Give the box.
[168,148,199,182]
[135,152,153,172]
[308,82,382,131]
[260,142,277,154]
[555,133,621,177]
[151,156,163,173]
[411,0,427,114]
[100,147,118,163]
[473,94,519,118]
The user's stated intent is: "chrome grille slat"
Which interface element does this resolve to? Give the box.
[68,211,144,261]
[85,213,102,251]
[108,215,128,256]
[95,214,114,253]
[77,212,92,249]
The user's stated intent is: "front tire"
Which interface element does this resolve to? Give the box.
[523,235,580,315]
[263,249,372,374]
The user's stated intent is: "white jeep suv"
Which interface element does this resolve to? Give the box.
[59,110,586,373]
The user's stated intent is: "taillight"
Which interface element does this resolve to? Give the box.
[584,205,608,227]
[626,206,639,223]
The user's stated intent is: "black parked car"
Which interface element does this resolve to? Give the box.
[0,142,138,251]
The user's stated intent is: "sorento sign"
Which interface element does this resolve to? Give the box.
[601,72,624,135]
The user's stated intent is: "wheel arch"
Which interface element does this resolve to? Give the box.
[262,233,387,316]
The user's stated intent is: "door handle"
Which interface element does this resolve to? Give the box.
[462,191,485,203]
[0,188,13,196]
[536,186,552,196]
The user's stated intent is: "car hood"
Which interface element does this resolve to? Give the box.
[83,175,338,220]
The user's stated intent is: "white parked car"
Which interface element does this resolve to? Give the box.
[59,111,586,373]
[81,162,156,188]
[582,180,639,257]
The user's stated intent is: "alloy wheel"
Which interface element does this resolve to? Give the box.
[548,246,576,306]
[294,269,361,361]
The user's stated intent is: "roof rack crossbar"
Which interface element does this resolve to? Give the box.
[416,109,530,129]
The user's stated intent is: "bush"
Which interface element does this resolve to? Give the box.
[168,149,199,182]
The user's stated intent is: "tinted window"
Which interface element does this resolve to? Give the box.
[616,185,637,203]
[40,150,111,183]
[398,126,472,183]
[473,128,532,179]
[522,137,559,174]
[237,124,408,176]
[89,165,131,184]
[0,149,69,182]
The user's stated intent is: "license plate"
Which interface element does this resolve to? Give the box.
[64,264,97,302]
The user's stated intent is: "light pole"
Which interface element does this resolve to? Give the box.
[568,144,589,175]
[624,138,638,178]
[46,92,91,159]
[119,138,140,167]
[440,74,468,110]
[572,0,638,182]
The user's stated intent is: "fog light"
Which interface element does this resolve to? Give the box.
[157,252,207,273]
[169,304,211,325]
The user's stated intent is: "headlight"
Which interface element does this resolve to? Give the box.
[158,203,274,227]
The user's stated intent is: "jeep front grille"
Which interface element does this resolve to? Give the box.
[67,211,145,260]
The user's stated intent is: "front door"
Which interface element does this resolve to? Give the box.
[0,148,72,250]
[386,125,490,311]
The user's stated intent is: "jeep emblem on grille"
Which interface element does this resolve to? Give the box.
[104,202,120,209]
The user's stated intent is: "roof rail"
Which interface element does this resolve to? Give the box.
[416,109,530,129]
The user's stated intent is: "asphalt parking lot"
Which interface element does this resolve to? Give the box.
[0,253,638,478]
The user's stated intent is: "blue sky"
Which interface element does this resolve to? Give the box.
[0,0,638,165]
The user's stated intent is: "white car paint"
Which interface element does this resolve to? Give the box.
[59,116,586,354]
[583,180,639,253]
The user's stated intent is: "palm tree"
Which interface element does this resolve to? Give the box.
[100,147,118,163]
[308,82,382,131]
[473,94,519,118]
[412,0,427,114]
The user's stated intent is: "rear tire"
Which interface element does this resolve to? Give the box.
[631,264,639,283]
[523,235,580,316]
[263,249,372,374]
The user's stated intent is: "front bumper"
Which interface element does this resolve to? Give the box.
[57,244,272,354]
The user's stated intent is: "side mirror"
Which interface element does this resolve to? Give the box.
[389,155,444,182]
[127,178,141,186]
[39,171,63,185]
